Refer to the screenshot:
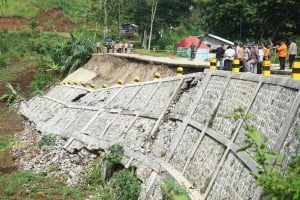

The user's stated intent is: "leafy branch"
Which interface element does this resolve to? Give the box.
[226,108,300,199]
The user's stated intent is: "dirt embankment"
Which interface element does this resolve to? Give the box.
[84,54,178,86]
[0,8,75,32]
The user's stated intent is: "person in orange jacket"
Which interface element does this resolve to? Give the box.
[276,41,287,70]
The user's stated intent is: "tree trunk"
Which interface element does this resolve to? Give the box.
[148,0,158,51]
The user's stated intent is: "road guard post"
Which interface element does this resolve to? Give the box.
[232,59,240,72]
[292,61,300,80]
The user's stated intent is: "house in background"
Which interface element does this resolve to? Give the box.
[197,34,234,50]
[176,36,210,60]
[120,24,138,37]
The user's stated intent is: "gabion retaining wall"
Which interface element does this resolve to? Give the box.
[20,70,300,200]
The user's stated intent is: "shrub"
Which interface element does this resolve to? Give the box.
[0,55,7,67]
[227,108,300,199]
[109,169,141,200]
[38,133,56,148]
[103,143,124,167]
[29,72,57,96]
[51,32,93,75]
[161,179,189,200]
[0,82,24,106]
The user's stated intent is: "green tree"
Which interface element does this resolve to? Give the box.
[51,32,93,75]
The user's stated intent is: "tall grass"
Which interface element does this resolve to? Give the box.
[0,0,38,17]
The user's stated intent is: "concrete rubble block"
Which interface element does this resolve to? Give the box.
[192,76,228,123]
[106,86,140,109]
[170,126,201,172]
[150,120,182,159]
[65,139,84,153]
[126,83,159,112]
[142,80,181,119]
[207,152,256,200]
[102,114,136,142]
[235,84,298,148]
[211,79,259,139]
[122,117,156,149]
[184,135,225,194]
[85,112,117,137]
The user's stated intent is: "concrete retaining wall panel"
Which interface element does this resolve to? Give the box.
[207,152,256,200]
[92,88,120,107]
[106,86,140,109]
[280,109,300,166]
[126,83,158,112]
[184,135,225,194]
[235,84,298,148]
[45,85,65,99]
[52,108,82,134]
[64,110,97,134]
[61,88,88,103]
[122,117,156,149]
[142,80,180,118]
[85,113,116,137]
[42,107,68,134]
[211,79,258,139]
[170,81,202,117]
[102,115,136,141]
[192,76,228,123]
[151,120,182,159]
[170,126,201,172]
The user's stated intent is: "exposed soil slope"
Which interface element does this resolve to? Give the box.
[84,54,178,86]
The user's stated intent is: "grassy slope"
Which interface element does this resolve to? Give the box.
[0,0,89,21]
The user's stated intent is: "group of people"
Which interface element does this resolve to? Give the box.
[96,41,133,54]
[215,39,298,73]
[96,41,133,53]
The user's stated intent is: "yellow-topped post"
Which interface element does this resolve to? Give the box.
[292,61,300,80]
[177,66,183,76]
[262,60,271,76]
[154,72,161,80]
[117,80,123,85]
[210,58,217,70]
[232,59,240,72]
[134,76,140,83]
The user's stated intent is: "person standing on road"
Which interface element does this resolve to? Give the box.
[247,43,259,73]
[223,45,235,71]
[96,41,100,53]
[190,43,196,60]
[276,41,287,70]
[243,44,251,72]
[124,42,129,53]
[216,44,225,70]
[288,39,297,68]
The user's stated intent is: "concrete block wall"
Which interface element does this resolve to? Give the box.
[20,70,300,200]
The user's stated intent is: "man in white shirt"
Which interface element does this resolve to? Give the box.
[223,45,235,71]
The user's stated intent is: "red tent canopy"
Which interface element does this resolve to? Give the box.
[176,36,209,49]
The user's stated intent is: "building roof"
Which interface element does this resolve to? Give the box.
[198,34,234,45]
